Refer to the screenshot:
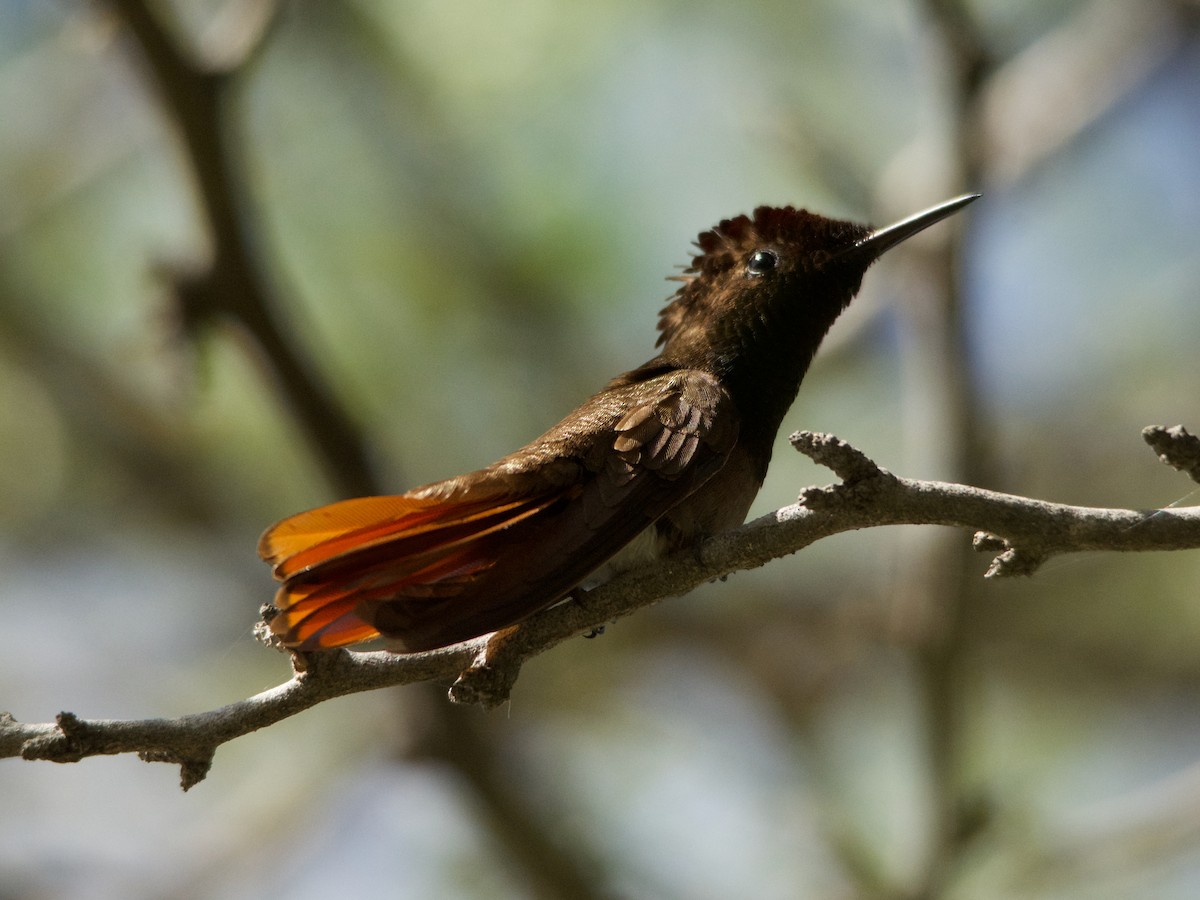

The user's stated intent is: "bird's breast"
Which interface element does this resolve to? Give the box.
[582,524,669,589]
[657,443,762,543]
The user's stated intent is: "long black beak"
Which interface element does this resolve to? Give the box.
[845,193,980,264]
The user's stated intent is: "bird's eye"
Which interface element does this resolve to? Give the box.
[746,249,779,276]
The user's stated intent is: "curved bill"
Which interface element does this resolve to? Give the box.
[845,193,981,264]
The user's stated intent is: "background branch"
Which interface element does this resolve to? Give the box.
[97,5,603,897]
[108,0,378,497]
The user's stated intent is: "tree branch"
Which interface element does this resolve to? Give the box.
[4,428,1199,789]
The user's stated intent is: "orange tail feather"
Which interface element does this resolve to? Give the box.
[261,490,564,650]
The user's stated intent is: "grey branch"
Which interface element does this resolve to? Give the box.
[5,428,1200,789]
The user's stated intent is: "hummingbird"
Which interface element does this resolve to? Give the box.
[260,194,978,652]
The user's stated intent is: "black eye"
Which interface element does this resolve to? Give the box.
[746,249,778,276]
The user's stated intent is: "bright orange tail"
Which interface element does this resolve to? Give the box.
[260,490,561,650]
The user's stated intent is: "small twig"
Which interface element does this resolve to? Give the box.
[4,429,1199,788]
[1143,425,1200,485]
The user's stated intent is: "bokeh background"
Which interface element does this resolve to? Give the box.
[2,1,1200,897]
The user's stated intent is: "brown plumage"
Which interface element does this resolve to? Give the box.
[260,195,978,652]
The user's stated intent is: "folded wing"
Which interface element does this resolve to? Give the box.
[260,368,738,652]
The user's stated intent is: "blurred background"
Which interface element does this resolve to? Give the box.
[2,0,1199,897]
